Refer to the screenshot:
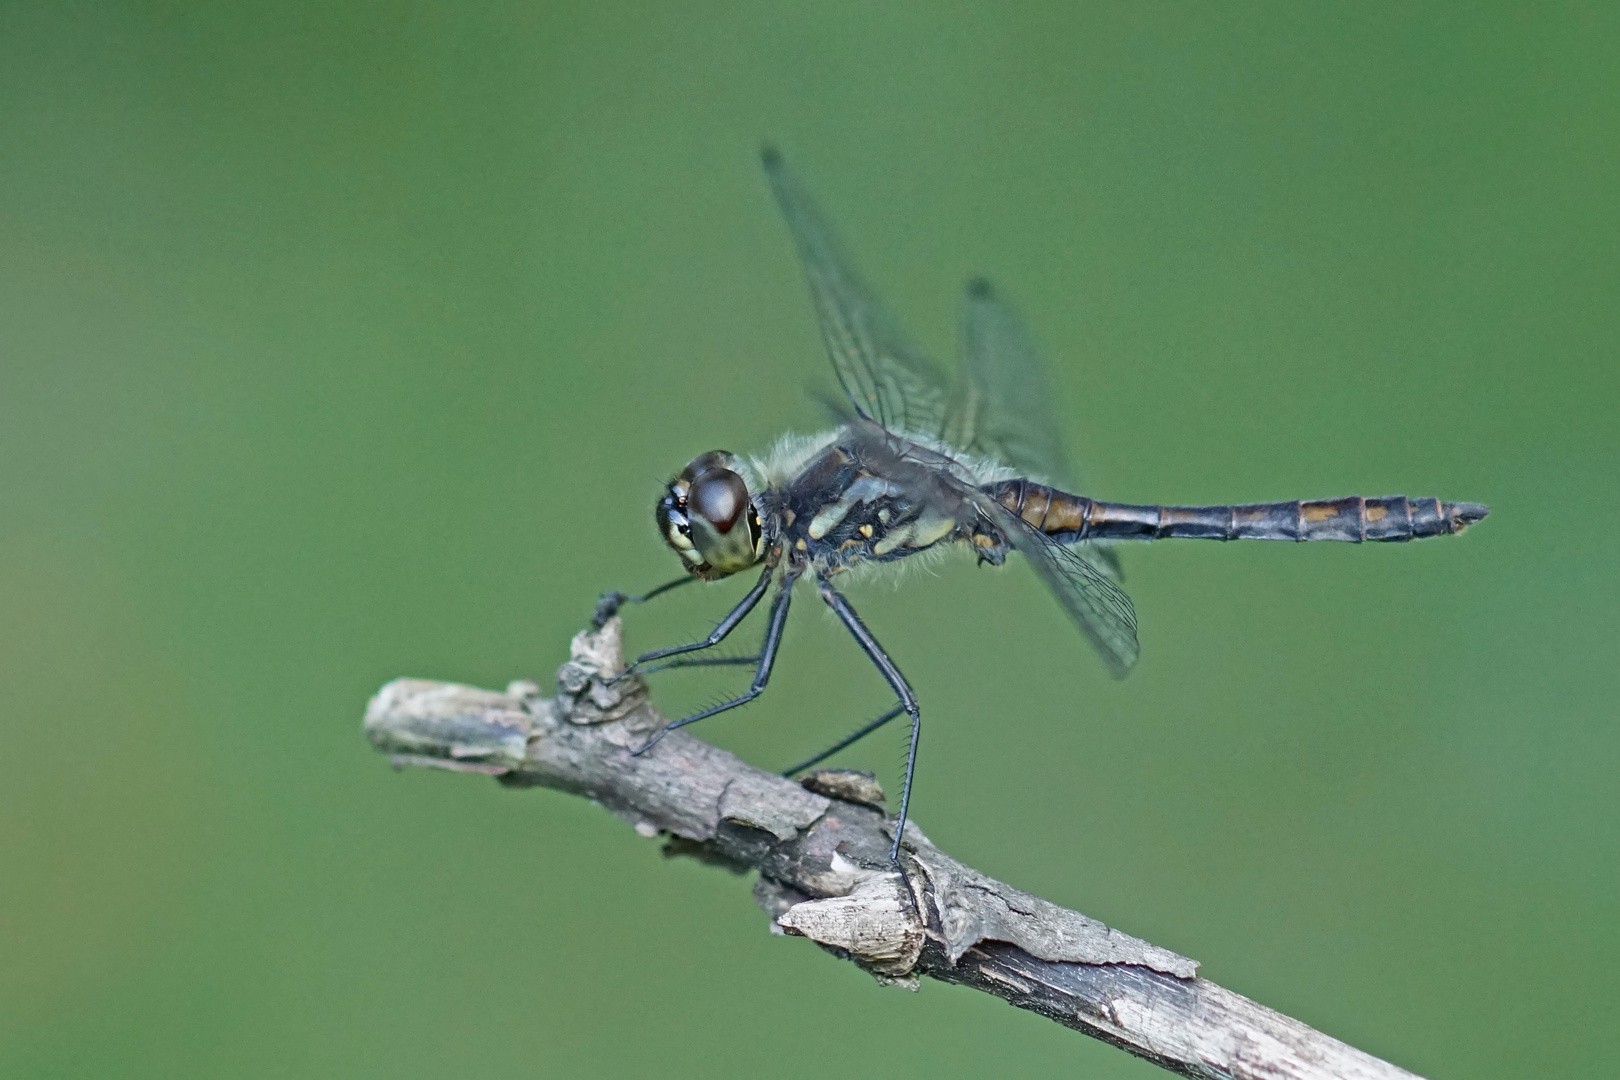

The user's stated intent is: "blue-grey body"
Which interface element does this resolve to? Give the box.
[598,149,1488,875]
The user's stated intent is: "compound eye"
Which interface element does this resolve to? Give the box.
[689,468,748,535]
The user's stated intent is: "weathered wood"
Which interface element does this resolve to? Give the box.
[362,618,1424,1080]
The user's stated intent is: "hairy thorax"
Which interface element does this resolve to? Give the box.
[753,428,1016,578]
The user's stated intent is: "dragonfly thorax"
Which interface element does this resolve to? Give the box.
[656,451,765,580]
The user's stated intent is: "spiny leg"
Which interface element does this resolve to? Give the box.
[609,563,774,684]
[781,704,906,777]
[591,575,696,629]
[630,570,799,756]
[635,654,760,677]
[817,575,921,873]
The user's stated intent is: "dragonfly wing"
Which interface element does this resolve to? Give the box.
[957,278,1073,484]
[977,495,1140,678]
[959,278,1125,583]
[762,147,951,436]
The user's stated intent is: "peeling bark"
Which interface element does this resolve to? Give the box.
[362,618,1424,1080]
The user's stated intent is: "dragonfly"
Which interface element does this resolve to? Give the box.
[596,147,1488,871]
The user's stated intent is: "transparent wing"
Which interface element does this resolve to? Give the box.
[977,496,1140,678]
[762,147,952,436]
[957,278,1125,583]
[955,278,1073,485]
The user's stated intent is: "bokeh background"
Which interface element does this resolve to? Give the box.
[4,3,1616,1077]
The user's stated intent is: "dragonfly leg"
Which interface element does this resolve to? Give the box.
[608,564,774,684]
[635,654,759,677]
[591,574,696,629]
[630,571,798,756]
[781,704,906,777]
[816,575,921,875]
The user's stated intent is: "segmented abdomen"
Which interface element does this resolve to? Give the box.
[985,479,1489,543]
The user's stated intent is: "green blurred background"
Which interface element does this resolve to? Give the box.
[3,3,1615,1077]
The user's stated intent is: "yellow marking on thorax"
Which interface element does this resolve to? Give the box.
[808,475,901,540]
[808,500,852,539]
[873,513,955,557]
[908,513,956,549]
[872,524,914,556]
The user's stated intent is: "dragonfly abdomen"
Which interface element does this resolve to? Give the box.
[986,479,1488,542]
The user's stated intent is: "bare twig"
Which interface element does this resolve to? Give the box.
[362,618,1423,1080]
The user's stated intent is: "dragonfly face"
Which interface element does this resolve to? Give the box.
[656,450,764,580]
[609,147,1487,875]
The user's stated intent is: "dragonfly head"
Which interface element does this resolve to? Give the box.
[656,451,763,580]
